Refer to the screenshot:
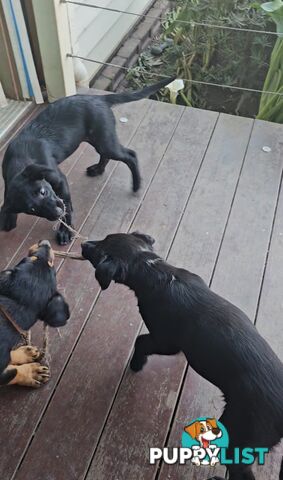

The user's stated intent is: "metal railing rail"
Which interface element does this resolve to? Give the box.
[68,54,283,98]
[64,1,283,98]
[62,0,279,37]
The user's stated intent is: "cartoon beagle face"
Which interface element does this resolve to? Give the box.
[184,418,222,448]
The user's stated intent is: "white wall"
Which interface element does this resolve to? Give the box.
[67,0,153,81]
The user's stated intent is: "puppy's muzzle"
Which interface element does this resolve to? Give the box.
[55,198,65,218]
[28,240,55,267]
[81,241,98,258]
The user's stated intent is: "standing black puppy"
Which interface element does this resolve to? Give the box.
[0,240,69,387]
[0,78,173,245]
[81,232,283,480]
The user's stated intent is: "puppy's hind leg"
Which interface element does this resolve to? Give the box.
[119,148,141,193]
[99,146,140,192]
[88,128,141,192]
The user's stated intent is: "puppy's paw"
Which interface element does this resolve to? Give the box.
[0,212,17,231]
[86,164,105,177]
[10,345,41,365]
[10,363,50,388]
[56,226,73,245]
[130,354,147,372]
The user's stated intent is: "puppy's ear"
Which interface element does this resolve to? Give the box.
[41,293,70,327]
[184,422,198,439]
[22,164,60,188]
[132,231,155,246]
[22,164,50,181]
[95,257,125,290]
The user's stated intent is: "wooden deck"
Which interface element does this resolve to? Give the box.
[0,95,283,480]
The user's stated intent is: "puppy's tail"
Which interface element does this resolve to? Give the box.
[102,76,176,107]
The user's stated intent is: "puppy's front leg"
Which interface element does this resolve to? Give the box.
[130,334,157,372]
[0,185,18,231]
[130,334,180,372]
[86,156,110,177]
[0,209,17,231]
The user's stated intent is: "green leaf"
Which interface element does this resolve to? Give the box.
[261,0,283,12]
[261,1,283,34]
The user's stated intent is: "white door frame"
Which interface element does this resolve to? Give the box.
[32,0,76,102]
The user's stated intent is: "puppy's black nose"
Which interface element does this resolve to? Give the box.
[212,428,220,435]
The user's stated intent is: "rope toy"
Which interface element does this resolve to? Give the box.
[52,198,88,241]
[23,324,51,368]
[53,250,85,260]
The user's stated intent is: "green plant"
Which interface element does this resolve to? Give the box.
[126,0,275,118]
[257,1,283,122]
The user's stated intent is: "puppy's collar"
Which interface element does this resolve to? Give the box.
[0,304,27,337]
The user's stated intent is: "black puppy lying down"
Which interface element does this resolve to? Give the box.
[0,240,69,387]
[0,78,173,245]
[82,232,283,480]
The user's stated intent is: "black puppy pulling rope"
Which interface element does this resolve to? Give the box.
[3,253,84,367]
[0,248,83,371]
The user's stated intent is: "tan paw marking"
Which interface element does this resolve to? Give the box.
[8,363,50,388]
[10,346,41,365]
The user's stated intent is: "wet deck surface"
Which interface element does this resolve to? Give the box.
[0,93,282,480]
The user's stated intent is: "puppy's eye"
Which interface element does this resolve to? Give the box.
[39,188,46,197]
[200,427,205,433]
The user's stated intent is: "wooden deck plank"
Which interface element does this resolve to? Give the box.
[1,102,282,480]
[0,99,152,480]
[83,114,254,480]
[14,105,214,480]
[159,118,283,480]
[12,101,184,480]
[252,121,283,480]
[211,119,283,319]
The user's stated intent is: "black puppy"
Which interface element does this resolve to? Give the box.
[0,78,173,245]
[0,240,69,387]
[81,232,283,480]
